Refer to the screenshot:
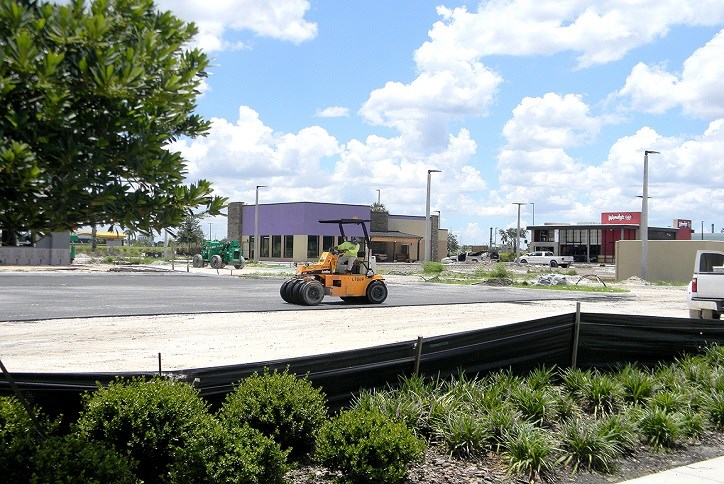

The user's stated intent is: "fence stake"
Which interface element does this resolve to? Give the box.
[414,336,424,376]
[571,302,581,369]
[158,352,162,376]
[0,357,44,438]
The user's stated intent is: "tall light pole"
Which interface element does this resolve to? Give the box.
[376,189,381,205]
[529,202,535,225]
[512,202,526,259]
[254,185,266,261]
[640,150,658,280]
[424,169,441,262]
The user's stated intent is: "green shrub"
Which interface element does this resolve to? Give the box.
[30,434,137,484]
[75,377,211,483]
[169,421,288,484]
[557,417,621,474]
[490,262,510,278]
[218,368,327,459]
[423,261,444,274]
[315,408,425,483]
[1,396,46,483]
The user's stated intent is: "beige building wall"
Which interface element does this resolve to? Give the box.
[388,216,445,261]
[615,240,724,282]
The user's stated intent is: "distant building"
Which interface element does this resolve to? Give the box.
[528,211,692,263]
[226,201,445,262]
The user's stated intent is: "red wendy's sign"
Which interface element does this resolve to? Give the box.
[601,212,641,225]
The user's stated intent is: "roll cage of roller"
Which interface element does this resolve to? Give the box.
[279,219,388,306]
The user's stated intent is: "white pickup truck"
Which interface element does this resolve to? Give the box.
[441,251,486,264]
[687,249,724,320]
[515,251,574,268]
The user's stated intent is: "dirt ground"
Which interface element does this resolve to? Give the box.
[0,262,691,373]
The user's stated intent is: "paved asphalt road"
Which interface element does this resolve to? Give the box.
[0,271,619,321]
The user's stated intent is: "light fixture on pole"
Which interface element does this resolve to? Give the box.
[424,169,441,262]
[512,202,526,259]
[640,150,659,281]
[254,185,266,261]
[529,202,535,225]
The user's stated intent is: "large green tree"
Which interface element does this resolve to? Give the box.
[0,0,225,244]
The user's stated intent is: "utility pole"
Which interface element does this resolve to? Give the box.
[641,150,659,280]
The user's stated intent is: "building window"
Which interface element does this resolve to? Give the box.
[248,236,254,259]
[261,236,270,257]
[307,235,319,259]
[322,235,335,252]
[272,235,282,258]
[284,235,293,258]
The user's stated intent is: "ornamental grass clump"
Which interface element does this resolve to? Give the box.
[432,410,493,458]
[218,368,328,459]
[617,364,655,405]
[559,367,591,398]
[703,390,724,429]
[556,417,622,474]
[502,422,557,481]
[510,385,560,427]
[75,377,211,483]
[580,370,623,417]
[315,408,425,483]
[638,407,681,450]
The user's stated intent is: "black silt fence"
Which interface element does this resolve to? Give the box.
[3,312,724,414]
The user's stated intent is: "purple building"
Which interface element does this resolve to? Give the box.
[227,201,443,262]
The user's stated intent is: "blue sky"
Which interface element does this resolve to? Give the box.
[158,0,724,245]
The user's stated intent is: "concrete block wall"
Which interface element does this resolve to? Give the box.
[615,240,724,282]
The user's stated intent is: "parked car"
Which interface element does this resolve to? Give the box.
[515,251,573,268]
[441,251,486,264]
[687,249,724,320]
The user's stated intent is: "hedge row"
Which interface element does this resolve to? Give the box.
[1,368,422,483]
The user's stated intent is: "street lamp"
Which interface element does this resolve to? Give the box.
[640,150,659,280]
[376,189,381,205]
[254,185,266,261]
[424,169,441,262]
[529,202,535,225]
[512,203,526,259]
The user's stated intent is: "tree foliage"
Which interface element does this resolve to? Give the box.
[175,214,204,246]
[0,0,226,239]
[447,231,459,255]
[370,202,387,212]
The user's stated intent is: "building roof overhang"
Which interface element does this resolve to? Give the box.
[370,231,422,242]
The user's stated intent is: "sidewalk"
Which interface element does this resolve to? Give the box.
[619,455,724,483]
